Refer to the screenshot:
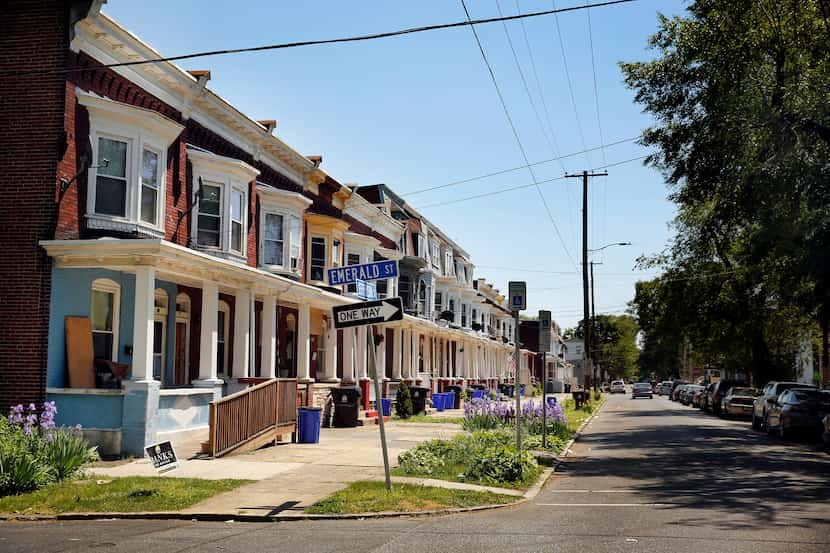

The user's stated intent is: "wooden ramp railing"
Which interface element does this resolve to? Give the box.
[205,378,298,457]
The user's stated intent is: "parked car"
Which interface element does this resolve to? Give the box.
[692,387,708,408]
[699,382,717,411]
[706,379,744,416]
[610,380,626,394]
[657,381,674,396]
[752,381,818,430]
[632,382,653,399]
[681,385,705,406]
[765,389,830,439]
[669,380,688,400]
[721,387,761,417]
[823,415,830,450]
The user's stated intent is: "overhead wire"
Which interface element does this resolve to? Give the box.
[2,0,638,77]
[585,2,610,253]
[459,0,579,271]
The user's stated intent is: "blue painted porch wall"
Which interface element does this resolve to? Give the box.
[46,392,123,430]
[47,267,179,388]
[157,392,212,432]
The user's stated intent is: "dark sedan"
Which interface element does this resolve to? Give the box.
[766,389,830,440]
[632,382,653,399]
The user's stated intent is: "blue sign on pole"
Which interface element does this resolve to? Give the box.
[327,260,398,286]
[356,279,377,301]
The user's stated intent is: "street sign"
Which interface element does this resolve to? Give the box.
[327,260,398,286]
[508,281,526,312]
[538,310,552,352]
[332,297,403,329]
[355,279,377,301]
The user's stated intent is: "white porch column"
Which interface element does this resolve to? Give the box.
[322,320,339,382]
[356,326,368,380]
[297,303,311,382]
[261,295,277,378]
[130,265,156,382]
[342,328,355,383]
[194,280,221,389]
[392,326,402,380]
[411,329,420,378]
[233,289,251,379]
[402,327,412,380]
[424,333,432,377]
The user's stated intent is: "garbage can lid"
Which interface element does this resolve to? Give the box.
[299,406,323,411]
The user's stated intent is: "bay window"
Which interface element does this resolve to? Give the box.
[310,237,326,282]
[197,183,222,247]
[257,186,310,276]
[263,213,284,266]
[79,92,183,236]
[435,292,443,313]
[230,190,245,253]
[289,216,302,270]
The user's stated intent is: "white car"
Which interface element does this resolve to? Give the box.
[610,380,626,394]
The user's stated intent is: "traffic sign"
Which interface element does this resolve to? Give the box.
[538,310,552,352]
[327,260,398,286]
[355,279,377,301]
[508,281,526,312]
[332,297,403,329]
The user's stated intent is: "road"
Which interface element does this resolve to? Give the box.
[3,393,829,552]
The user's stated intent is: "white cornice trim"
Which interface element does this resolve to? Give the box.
[188,148,260,183]
[77,90,184,144]
[344,231,381,250]
[256,184,312,212]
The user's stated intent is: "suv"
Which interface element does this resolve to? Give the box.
[707,379,744,416]
[610,380,626,394]
[752,381,817,430]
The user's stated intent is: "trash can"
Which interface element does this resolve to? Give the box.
[410,386,430,415]
[564,383,572,393]
[519,384,526,397]
[466,387,478,401]
[472,383,487,391]
[379,398,392,417]
[444,390,457,410]
[297,406,322,444]
[546,396,558,408]
[446,385,462,409]
[332,386,361,428]
[433,392,446,412]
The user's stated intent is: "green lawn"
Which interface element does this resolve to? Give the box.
[563,395,605,434]
[0,477,252,515]
[306,481,517,514]
[393,414,464,424]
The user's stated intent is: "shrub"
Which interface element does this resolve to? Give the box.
[397,448,444,476]
[1,403,98,496]
[395,382,413,419]
[468,445,537,484]
[593,389,602,402]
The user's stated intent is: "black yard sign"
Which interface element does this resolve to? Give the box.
[145,441,179,473]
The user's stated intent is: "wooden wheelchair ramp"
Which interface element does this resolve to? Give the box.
[203,378,298,457]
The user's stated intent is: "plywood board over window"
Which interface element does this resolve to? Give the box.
[65,317,96,388]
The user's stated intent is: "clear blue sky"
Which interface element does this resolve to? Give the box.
[104,0,686,329]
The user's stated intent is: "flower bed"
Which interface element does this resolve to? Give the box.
[1,402,98,496]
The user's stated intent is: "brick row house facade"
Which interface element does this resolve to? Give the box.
[1,2,568,456]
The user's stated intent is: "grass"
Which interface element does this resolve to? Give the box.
[306,480,517,514]
[563,395,605,434]
[393,414,464,424]
[0,477,252,515]
[391,461,543,491]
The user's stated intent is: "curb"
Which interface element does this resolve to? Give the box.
[0,400,605,524]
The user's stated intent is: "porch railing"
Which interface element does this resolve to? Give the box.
[206,378,298,457]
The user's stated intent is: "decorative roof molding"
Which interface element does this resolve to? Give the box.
[256,184,313,211]
[77,90,184,144]
[188,147,260,183]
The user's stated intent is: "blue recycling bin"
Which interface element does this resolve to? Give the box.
[546,396,558,408]
[297,407,321,444]
[380,398,392,417]
[519,384,526,397]
[434,392,446,412]
[445,391,456,410]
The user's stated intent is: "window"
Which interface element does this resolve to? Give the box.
[310,237,326,282]
[80,92,182,235]
[346,253,361,293]
[444,250,453,276]
[472,308,477,325]
[289,216,302,270]
[230,189,244,253]
[418,282,427,315]
[376,278,388,298]
[461,304,467,327]
[399,276,411,309]
[411,232,419,257]
[217,301,230,377]
[91,279,120,362]
[95,137,128,217]
[435,292,443,313]
[140,148,160,225]
[448,298,455,314]
[152,289,168,381]
[197,183,221,247]
[332,239,342,268]
[263,213,284,266]
[431,241,440,267]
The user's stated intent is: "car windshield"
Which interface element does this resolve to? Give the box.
[730,388,760,396]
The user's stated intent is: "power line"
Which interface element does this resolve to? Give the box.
[460,0,578,271]
[401,136,636,197]
[3,0,637,77]
[414,153,648,209]
[585,2,610,250]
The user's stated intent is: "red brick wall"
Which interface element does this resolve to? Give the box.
[0,0,70,409]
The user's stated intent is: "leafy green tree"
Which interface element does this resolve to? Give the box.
[396,381,413,419]
[620,0,830,384]
[569,315,640,381]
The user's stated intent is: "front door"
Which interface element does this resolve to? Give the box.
[310,334,319,380]
[174,321,188,385]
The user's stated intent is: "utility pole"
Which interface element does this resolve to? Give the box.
[566,170,607,391]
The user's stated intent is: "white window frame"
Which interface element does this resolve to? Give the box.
[260,210,287,270]
[153,288,168,381]
[229,186,247,255]
[345,250,363,294]
[174,293,191,380]
[91,278,121,362]
[217,300,231,378]
[80,92,182,237]
[309,235,328,283]
[430,240,440,268]
[191,173,249,259]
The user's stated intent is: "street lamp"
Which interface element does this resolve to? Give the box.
[587,241,631,390]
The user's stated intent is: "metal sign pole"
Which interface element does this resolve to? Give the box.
[514,310,521,451]
[542,353,547,449]
[367,324,392,492]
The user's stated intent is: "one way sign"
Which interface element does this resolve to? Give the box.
[332,297,404,329]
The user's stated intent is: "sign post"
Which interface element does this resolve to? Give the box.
[508,281,526,450]
[539,310,552,449]
[331,259,400,493]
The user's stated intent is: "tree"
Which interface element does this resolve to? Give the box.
[620,0,830,385]
[395,381,413,419]
[569,315,640,381]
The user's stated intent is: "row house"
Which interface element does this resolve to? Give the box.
[2,2,516,456]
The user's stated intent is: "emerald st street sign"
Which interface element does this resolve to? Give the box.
[332,297,403,329]
[327,260,398,286]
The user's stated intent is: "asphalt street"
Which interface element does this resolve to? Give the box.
[3,393,829,552]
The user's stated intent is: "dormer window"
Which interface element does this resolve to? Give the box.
[189,147,259,260]
[79,92,183,237]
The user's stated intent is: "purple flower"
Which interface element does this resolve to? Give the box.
[28,403,36,412]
